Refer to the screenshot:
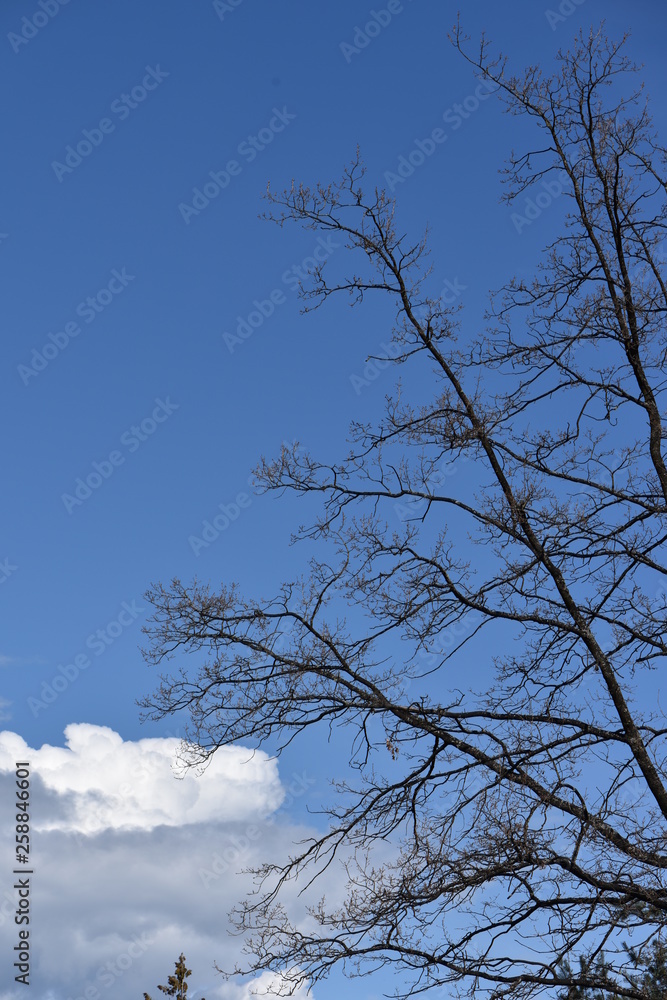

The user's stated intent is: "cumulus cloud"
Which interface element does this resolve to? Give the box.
[225,970,314,998]
[0,723,332,1000]
[0,724,284,833]
[0,821,322,1000]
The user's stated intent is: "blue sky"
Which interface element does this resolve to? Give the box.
[1,1,666,997]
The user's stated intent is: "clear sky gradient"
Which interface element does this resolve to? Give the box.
[1,1,666,997]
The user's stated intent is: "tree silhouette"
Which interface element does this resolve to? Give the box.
[141,22,667,1000]
[558,939,667,1000]
[144,953,204,1000]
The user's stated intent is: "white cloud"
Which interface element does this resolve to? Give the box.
[0,820,321,1000]
[0,724,284,833]
[225,970,314,998]
[0,654,46,668]
[0,723,337,1000]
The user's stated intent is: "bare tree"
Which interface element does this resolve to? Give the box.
[557,938,667,1000]
[141,23,667,1000]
